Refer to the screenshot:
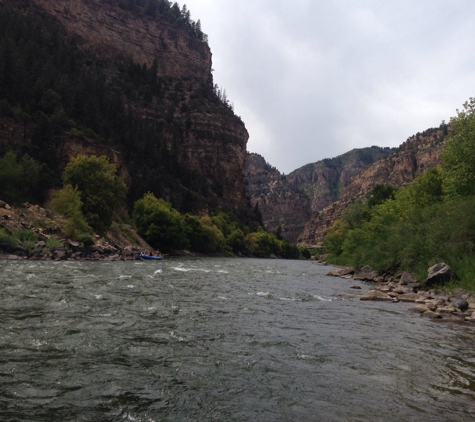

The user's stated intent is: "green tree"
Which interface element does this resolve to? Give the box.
[441,97,475,198]
[0,151,43,203]
[133,192,189,250]
[50,184,92,239]
[62,155,127,235]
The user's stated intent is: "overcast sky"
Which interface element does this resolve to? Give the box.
[184,0,475,174]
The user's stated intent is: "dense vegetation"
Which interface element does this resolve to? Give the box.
[133,192,305,258]
[324,101,475,289]
[0,1,237,214]
[0,2,305,258]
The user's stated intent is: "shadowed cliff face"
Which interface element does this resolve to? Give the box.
[0,0,253,220]
[245,153,312,243]
[298,128,446,246]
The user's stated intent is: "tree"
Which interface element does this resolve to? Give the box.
[0,151,43,203]
[133,192,189,250]
[441,97,475,198]
[50,184,92,239]
[62,155,127,235]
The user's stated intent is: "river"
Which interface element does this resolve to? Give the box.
[1,258,474,421]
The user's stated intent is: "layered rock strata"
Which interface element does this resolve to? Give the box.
[0,0,252,219]
[287,146,394,213]
[245,153,311,243]
[298,127,446,246]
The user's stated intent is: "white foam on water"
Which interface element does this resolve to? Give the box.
[94,294,103,300]
[312,294,332,302]
[119,275,132,279]
[172,266,210,273]
[256,291,270,297]
[26,273,36,279]
[154,269,162,274]
[169,331,186,342]
[279,297,299,302]
[217,296,227,300]
[127,285,134,288]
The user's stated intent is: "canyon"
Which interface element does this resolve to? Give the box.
[298,126,447,246]
[0,0,254,223]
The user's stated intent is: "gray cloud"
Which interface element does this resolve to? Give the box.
[185,0,475,173]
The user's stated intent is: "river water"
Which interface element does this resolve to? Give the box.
[1,258,474,421]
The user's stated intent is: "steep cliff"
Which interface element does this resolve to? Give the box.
[245,153,311,243]
[287,146,395,213]
[0,0,254,222]
[298,126,447,246]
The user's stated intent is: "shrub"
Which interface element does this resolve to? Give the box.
[77,233,95,246]
[133,192,189,250]
[45,236,64,249]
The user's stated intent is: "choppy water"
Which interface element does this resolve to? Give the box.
[1,258,475,421]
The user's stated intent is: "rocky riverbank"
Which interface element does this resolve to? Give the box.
[0,200,151,261]
[326,264,475,323]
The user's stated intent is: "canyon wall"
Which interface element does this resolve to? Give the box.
[298,127,447,246]
[0,0,253,220]
[287,146,394,213]
[245,153,311,243]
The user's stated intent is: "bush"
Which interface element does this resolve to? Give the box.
[133,192,189,250]
[50,184,93,239]
[12,229,38,244]
[45,236,64,249]
[62,155,127,235]
[77,233,95,246]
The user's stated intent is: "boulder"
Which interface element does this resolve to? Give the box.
[406,282,421,292]
[422,310,442,319]
[338,267,355,276]
[410,305,430,313]
[400,272,416,285]
[360,291,394,301]
[424,263,458,288]
[452,299,469,311]
[398,292,422,302]
[372,286,392,293]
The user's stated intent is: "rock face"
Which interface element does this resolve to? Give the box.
[298,126,447,246]
[244,153,311,243]
[0,0,253,221]
[32,0,211,80]
[244,147,392,243]
[287,146,395,213]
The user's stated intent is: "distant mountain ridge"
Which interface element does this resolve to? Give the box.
[287,146,396,213]
[298,125,447,246]
[245,146,394,242]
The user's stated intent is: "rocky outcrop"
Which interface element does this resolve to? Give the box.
[328,264,475,321]
[0,199,151,260]
[287,146,395,213]
[244,147,392,243]
[29,0,211,79]
[298,126,447,246]
[0,0,253,221]
[244,153,311,243]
